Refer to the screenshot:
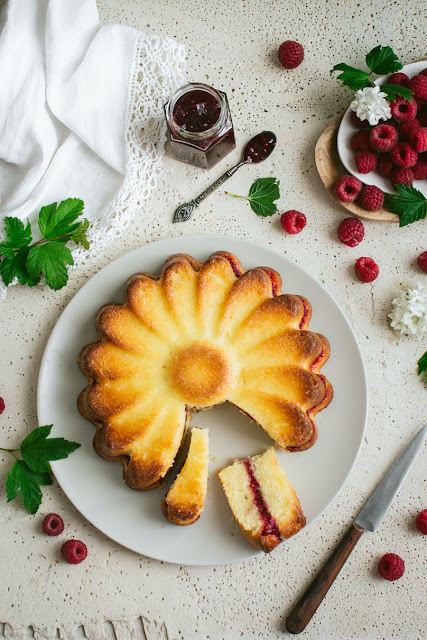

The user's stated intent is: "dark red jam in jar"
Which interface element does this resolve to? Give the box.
[165,83,236,169]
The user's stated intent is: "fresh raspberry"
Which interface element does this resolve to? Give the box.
[337,217,365,246]
[61,540,87,564]
[412,157,427,180]
[280,210,306,234]
[391,167,414,186]
[350,130,372,152]
[355,257,379,283]
[415,509,427,533]
[278,41,304,69]
[398,119,420,141]
[378,553,405,581]
[409,127,427,153]
[0,398,4,415]
[414,97,425,109]
[354,150,377,174]
[417,252,427,274]
[387,72,409,87]
[42,513,64,536]
[390,97,418,122]
[334,175,363,202]
[390,142,418,168]
[408,74,427,100]
[350,111,370,129]
[377,153,394,177]
[370,124,398,152]
[358,185,385,211]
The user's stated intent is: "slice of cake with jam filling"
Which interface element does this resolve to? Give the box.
[218,448,305,552]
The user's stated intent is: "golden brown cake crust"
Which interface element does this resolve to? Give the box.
[78,252,333,491]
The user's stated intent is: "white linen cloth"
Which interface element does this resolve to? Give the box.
[0,0,185,300]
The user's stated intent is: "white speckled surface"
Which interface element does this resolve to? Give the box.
[0,0,426,638]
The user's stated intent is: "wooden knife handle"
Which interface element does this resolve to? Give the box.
[286,524,364,634]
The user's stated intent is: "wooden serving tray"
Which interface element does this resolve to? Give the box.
[315,114,399,223]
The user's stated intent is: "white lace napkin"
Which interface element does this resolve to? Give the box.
[0,0,185,300]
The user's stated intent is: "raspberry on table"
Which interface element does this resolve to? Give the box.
[0,398,5,415]
[390,142,418,168]
[280,210,306,234]
[337,217,365,246]
[391,167,414,186]
[42,513,65,536]
[355,257,379,283]
[350,111,370,129]
[278,40,304,69]
[417,252,427,274]
[387,72,409,87]
[370,124,398,152]
[61,540,88,564]
[358,185,385,211]
[350,130,372,152]
[390,97,418,122]
[408,74,427,100]
[415,508,427,533]
[412,158,427,180]
[398,119,420,141]
[334,175,362,202]
[409,127,427,153]
[378,553,405,581]
[377,153,394,177]
[354,150,377,174]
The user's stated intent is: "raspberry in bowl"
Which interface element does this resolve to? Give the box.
[336,60,427,199]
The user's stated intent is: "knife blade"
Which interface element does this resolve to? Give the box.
[354,423,427,532]
[286,424,427,635]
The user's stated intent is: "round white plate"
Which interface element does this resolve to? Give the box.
[337,60,427,196]
[38,235,368,566]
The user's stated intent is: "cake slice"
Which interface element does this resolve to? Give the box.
[161,427,209,526]
[218,448,305,552]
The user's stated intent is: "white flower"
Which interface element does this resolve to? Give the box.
[388,283,427,337]
[350,86,391,126]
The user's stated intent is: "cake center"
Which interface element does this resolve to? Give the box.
[169,342,234,407]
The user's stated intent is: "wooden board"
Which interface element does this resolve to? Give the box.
[315,113,399,223]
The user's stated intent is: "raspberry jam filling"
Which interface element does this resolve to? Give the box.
[260,268,280,296]
[222,254,243,277]
[299,297,309,329]
[243,458,281,540]
[173,90,221,133]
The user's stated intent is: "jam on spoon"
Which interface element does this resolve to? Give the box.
[173,131,277,223]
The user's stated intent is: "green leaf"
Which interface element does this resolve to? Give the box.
[380,83,413,103]
[366,46,403,75]
[38,198,84,239]
[0,247,40,287]
[331,64,371,91]
[1,217,32,249]
[247,177,281,217]
[6,460,52,514]
[385,184,427,227]
[68,219,90,249]
[26,241,74,290]
[21,425,80,474]
[418,351,427,376]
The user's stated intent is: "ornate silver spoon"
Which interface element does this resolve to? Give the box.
[173,131,277,223]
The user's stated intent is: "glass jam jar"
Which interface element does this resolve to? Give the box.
[164,83,236,169]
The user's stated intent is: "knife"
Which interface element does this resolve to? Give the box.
[286,423,427,634]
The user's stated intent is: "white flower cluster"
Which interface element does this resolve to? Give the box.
[389,283,427,337]
[350,86,391,126]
